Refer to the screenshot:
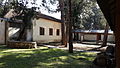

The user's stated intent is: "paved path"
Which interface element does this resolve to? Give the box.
[42,43,107,52]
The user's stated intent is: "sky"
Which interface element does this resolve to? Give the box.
[40,9,61,19]
[27,0,61,19]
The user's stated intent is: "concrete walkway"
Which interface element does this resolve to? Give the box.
[41,43,107,52]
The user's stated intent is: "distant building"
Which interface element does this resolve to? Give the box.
[73,30,115,43]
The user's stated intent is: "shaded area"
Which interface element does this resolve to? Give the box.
[0,45,96,68]
[97,0,115,31]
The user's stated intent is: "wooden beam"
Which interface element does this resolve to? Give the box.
[96,33,101,44]
[5,21,9,45]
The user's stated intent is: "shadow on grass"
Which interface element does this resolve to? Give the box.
[0,45,13,52]
[0,46,96,68]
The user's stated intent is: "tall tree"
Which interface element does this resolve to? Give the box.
[59,0,67,46]
[70,0,106,30]
[68,0,73,53]
[102,23,109,47]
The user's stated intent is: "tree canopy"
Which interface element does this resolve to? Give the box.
[71,0,107,30]
[41,0,107,30]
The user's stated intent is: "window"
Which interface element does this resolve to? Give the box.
[40,27,45,35]
[49,28,53,35]
[56,29,60,36]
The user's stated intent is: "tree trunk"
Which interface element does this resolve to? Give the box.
[68,0,73,53]
[102,23,109,47]
[59,0,67,46]
[116,0,120,68]
[17,25,26,41]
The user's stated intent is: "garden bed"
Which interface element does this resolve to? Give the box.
[7,41,37,49]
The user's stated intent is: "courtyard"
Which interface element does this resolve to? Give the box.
[0,45,97,68]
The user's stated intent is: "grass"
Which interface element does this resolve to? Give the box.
[0,45,97,68]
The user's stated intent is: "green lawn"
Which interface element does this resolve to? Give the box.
[0,45,96,68]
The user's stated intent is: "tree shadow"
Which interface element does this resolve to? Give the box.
[0,47,96,68]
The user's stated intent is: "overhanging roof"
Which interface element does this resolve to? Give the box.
[36,13,62,23]
[0,18,11,21]
[73,29,113,34]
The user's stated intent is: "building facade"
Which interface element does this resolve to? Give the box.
[0,20,6,44]
[32,14,62,43]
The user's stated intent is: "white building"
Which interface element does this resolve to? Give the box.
[6,14,62,44]
[0,19,6,44]
[0,18,10,44]
[30,14,62,43]
[73,30,115,42]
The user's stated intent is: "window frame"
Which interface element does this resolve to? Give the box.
[40,27,45,35]
[49,28,53,35]
[56,29,60,36]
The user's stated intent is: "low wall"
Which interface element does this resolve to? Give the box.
[73,33,115,42]
[7,41,37,49]
[84,34,115,42]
